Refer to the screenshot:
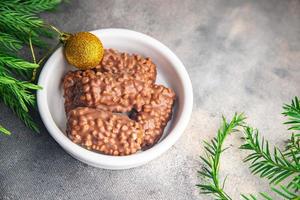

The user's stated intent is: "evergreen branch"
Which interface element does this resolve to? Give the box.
[271,185,299,199]
[0,10,44,31]
[0,53,39,78]
[197,113,246,200]
[0,0,64,135]
[240,127,300,186]
[0,10,48,47]
[0,74,41,133]
[0,53,39,79]
[241,193,260,200]
[34,27,55,38]
[241,185,300,200]
[0,32,22,52]
[241,193,274,200]
[288,175,300,192]
[0,10,44,28]
[285,134,300,164]
[0,125,11,135]
[0,65,30,81]
[1,92,39,133]
[283,97,300,133]
[0,75,39,111]
[17,32,48,48]
[258,193,273,200]
[0,0,62,14]
[198,98,300,200]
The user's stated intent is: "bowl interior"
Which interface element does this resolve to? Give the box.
[45,30,184,154]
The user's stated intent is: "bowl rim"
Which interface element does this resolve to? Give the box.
[37,28,193,169]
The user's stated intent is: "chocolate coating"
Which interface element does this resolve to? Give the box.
[135,85,176,148]
[97,49,157,85]
[63,70,152,113]
[63,49,176,156]
[67,107,144,156]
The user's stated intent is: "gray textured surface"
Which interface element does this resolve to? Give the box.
[1,0,300,199]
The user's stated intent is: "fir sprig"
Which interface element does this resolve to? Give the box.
[198,97,300,200]
[242,185,299,200]
[0,74,41,133]
[0,10,48,47]
[271,185,299,199]
[0,32,22,52]
[0,0,62,14]
[0,0,63,135]
[285,134,300,164]
[197,113,246,199]
[240,126,300,186]
[0,75,41,110]
[283,97,300,133]
[0,125,11,135]
[0,53,39,78]
[240,97,300,199]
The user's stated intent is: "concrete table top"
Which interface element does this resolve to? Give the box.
[0,0,299,199]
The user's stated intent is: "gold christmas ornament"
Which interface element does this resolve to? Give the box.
[63,32,104,70]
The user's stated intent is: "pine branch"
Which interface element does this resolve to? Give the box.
[198,98,300,200]
[0,1,63,40]
[291,175,300,190]
[0,52,39,70]
[0,125,11,135]
[0,0,63,14]
[283,97,300,134]
[0,32,22,52]
[0,53,39,79]
[240,127,300,186]
[285,134,300,164]
[242,185,300,200]
[240,98,300,199]
[2,93,39,133]
[0,10,49,47]
[0,75,41,110]
[0,10,43,32]
[0,0,64,135]
[0,65,29,81]
[197,113,246,200]
[0,74,41,133]
[241,193,267,200]
[271,185,299,199]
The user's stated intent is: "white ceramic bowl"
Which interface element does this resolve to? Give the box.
[37,29,193,170]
